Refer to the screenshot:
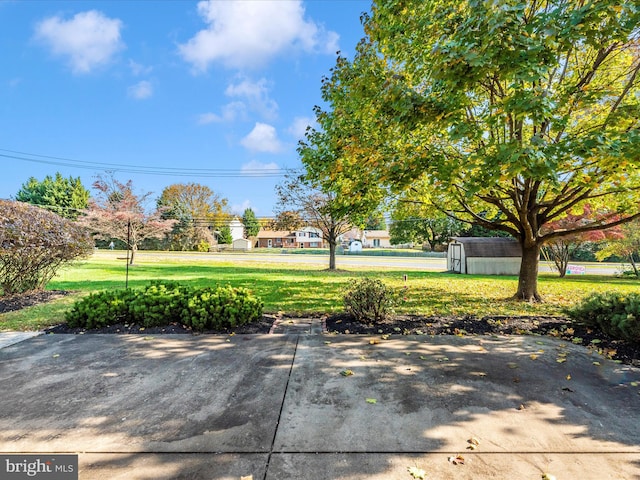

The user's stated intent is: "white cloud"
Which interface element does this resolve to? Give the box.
[288,116,316,139]
[197,101,246,124]
[129,59,152,76]
[241,160,280,173]
[178,0,339,71]
[240,123,283,153]
[225,76,278,120]
[231,199,253,215]
[34,10,124,74]
[128,80,153,100]
[197,112,220,125]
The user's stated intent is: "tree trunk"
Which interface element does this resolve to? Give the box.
[514,242,542,302]
[129,244,137,265]
[629,254,639,278]
[328,239,337,270]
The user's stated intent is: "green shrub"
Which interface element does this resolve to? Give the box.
[196,240,210,252]
[343,277,395,323]
[182,286,263,331]
[565,292,640,342]
[65,282,263,332]
[65,289,135,329]
[129,282,189,327]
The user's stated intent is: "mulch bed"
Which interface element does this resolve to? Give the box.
[0,290,72,314]
[2,291,639,366]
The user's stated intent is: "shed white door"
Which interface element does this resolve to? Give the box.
[451,243,462,273]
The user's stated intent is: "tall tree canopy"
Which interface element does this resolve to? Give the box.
[82,174,175,264]
[307,0,640,300]
[390,196,464,250]
[15,172,89,219]
[157,183,231,250]
[242,208,261,238]
[275,173,354,270]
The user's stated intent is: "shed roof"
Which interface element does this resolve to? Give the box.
[450,237,522,257]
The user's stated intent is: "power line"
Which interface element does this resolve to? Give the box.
[0,148,287,178]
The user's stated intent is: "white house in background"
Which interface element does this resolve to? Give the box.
[256,227,325,248]
[297,226,324,248]
[229,218,244,242]
[362,230,391,248]
[340,228,391,248]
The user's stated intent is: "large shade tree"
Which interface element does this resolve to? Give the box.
[275,173,354,270]
[157,183,231,251]
[307,0,640,300]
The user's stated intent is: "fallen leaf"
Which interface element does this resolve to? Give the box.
[630,382,638,387]
[419,355,428,360]
[365,398,377,404]
[467,437,480,446]
[466,444,477,450]
[369,339,380,345]
[517,404,526,410]
[566,374,571,380]
[407,466,427,479]
[448,454,465,465]
[324,341,332,345]
[592,361,601,366]
[340,369,354,377]
[542,474,557,480]
[507,362,518,369]
[590,339,602,344]
[241,475,253,480]
[52,354,60,358]
[381,334,390,340]
[556,358,567,364]
[529,354,539,360]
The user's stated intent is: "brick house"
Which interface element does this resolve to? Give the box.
[256,227,325,248]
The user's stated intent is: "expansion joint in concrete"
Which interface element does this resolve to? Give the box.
[263,335,300,480]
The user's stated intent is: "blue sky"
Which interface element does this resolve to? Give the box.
[0,0,370,216]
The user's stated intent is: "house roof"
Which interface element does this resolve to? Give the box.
[256,230,295,239]
[365,230,390,238]
[450,237,522,257]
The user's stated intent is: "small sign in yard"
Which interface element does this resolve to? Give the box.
[566,264,586,275]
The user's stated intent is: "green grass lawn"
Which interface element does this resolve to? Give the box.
[1,251,638,331]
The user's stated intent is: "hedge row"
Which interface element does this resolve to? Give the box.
[65,281,263,331]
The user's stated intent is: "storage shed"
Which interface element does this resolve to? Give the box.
[232,238,252,251]
[447,237,522,275]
